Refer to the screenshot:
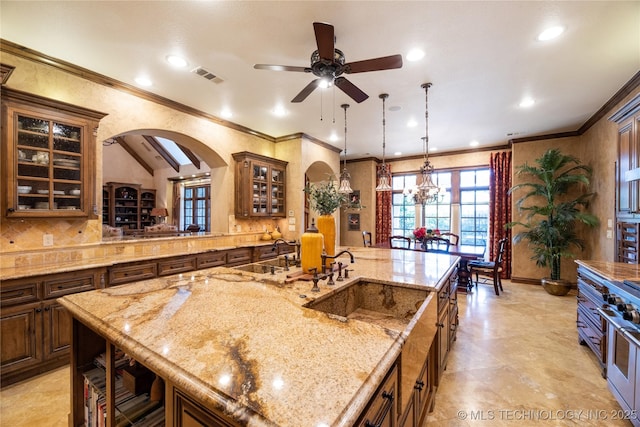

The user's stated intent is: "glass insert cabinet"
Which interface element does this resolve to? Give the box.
[232,151,287,218]
[2,88,106,218]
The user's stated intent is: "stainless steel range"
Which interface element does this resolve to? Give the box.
[598,279,640,427]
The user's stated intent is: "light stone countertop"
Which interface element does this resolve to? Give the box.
[58,247,459,427]
[576,259,640,283]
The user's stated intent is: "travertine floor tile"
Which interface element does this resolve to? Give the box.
[0,281,630,427]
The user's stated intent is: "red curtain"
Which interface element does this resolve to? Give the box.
[375,164,392,245]
[489,151,512,279]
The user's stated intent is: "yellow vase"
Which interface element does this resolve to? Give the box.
[301,220,324,274]
[316,214,336,268]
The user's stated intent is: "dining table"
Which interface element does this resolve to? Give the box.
[373,240,486,292]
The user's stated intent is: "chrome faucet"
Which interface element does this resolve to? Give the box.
[321,250,355,274]
[272,239,301,264]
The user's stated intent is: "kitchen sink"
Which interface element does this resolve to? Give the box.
[304,281,431,332]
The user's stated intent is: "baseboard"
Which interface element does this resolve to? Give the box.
[509,276,577,288]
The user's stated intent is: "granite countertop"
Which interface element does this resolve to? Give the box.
[576,260,640,283]
[58,247,458,427]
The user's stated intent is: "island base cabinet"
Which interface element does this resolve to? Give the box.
[169,386,240,427]
[356,362,398,427]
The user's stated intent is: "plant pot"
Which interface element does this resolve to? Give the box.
[316,214,336,266]
[541,278,572,296]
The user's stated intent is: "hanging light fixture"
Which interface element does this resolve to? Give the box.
[375,93,392,192]
[337,103,353,194]
[404,82,445,204]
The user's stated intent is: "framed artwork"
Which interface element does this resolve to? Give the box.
[348,213,360,231]
[349,190,360,205]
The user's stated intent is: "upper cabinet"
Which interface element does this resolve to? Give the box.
[232,152,287,218]
[1,88,107,218]
[613,93,640,215]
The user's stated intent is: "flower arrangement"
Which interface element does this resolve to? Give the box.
[413,227,440,240]
[303,179,347,215]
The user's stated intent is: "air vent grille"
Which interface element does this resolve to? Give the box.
[191,66,223,83]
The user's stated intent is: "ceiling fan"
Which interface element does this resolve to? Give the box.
[254,22,403,103]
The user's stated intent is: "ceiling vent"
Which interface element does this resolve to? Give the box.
[191,66,224,83]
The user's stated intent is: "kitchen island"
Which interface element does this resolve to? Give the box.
[58,247,459,426]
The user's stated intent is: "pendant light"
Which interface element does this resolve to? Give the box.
[375,93,392,192]
[408,82,445,204]
[337,103,353,194]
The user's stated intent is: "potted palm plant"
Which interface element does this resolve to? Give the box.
[507,148,599,296]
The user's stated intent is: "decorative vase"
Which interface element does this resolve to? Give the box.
[271,227,282,240]
[541,278,572,296]
[261,231,272,241]
[301,219,324,274]
[316,214,336,266]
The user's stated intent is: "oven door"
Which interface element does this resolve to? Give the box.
[606,322,637,412]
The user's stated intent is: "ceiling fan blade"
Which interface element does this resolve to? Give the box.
[344,54,403,74]
[313,22,335,61]
[334,77,369,103]
[291,79,321,103]
[254,64,311,73]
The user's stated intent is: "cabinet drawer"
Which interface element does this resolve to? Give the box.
[44,273,96,299]
[196,251,227,269]
[253,245,277,262]
[437,282,449,314]
[226,248,252,267]
[577,305,605,361]
[158,256,197,276]
[108,262,157,286]
[1,281,40,307]
[357,363,398,427]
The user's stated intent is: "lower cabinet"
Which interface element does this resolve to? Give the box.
[0,269,103,387]
[355,362,399,427]
[171,387,240,427]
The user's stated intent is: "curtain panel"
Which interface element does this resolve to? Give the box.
[489,151,512,279]
[375,164,392,245]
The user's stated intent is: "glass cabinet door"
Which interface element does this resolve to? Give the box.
[16,114,83,212]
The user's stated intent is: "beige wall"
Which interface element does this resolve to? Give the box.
[0,51,338,253]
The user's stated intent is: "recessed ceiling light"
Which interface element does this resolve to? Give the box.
[519,97,535,108]
[221,108,233,119]
[135,76,152,87]
[407,119,418,128]
[389,105,401,112]
[406,48,425,62]
[166,55,188,68]
[470,140,479,147]
[272,105,288,117]
[329,133,339,142]
[431,147,438,151]
[537,26,565,41]
[394,151,402,156]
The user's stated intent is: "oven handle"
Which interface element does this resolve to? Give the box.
[597,307,640,347]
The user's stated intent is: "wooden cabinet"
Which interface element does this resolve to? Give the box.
[103,182,156,231]
[158,255,197,276]
[232,152,287,218]
[576,266,608,376]
[1,88,106,218]
[107,260,158,286]
[357,362,398,427]
[172,387,239,427]
[617,221,640,263]
[0,269,103,387]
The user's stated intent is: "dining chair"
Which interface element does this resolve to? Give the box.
[439,232,459,246]
[468,238,508,295]
[421,236,451,253]
[362,231,373,247]
[389,235,412,249]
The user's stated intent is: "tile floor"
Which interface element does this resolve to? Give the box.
[0,280,631,426]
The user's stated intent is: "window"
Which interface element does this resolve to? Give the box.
[390,167,489,247]
[459,169,489,246]
[183,184,210,231]
[391,175,416,236]
[422,172,452,233]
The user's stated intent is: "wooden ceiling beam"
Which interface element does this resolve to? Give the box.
[176,144,200,169]
[142,135,180,172]
[115,136,154,176]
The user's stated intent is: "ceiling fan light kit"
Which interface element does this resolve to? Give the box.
[254,22,403,104]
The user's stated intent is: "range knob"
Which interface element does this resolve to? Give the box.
[617,303,635,312]
[608,295,623,305]
[602,293,610,302]
[622,310,640,323]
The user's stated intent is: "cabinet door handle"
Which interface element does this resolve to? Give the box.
[35,308,42,313]
[364,390,394,427]
[415,380,425,391]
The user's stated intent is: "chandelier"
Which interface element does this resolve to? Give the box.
[404,82,446,204]
[337,103,353,194]
[375,93,392,192]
